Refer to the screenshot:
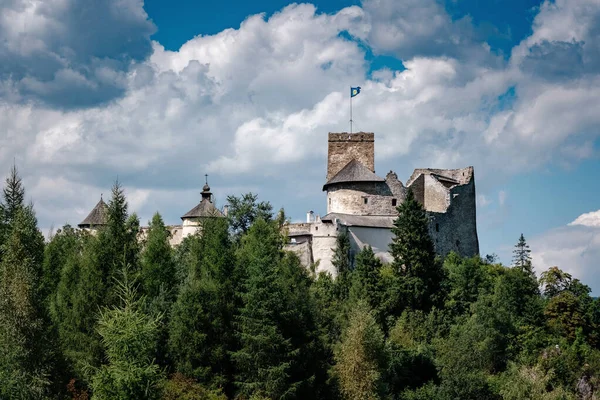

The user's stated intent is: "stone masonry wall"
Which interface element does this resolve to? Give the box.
[427,177,479,258]
[423,174,450,213]
[326,171,406,216]
[327,180,406,215]
[327,132,375,180]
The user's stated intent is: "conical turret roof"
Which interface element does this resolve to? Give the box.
[78,197,108,228]
[323,159,384,190]
[181,177,224,219]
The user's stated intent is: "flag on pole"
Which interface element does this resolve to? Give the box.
[351,86,361,97]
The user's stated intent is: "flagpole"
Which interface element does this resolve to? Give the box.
[350,90,353,134]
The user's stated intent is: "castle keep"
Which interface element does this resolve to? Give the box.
[77,131,479,274]
[284,132,479,276]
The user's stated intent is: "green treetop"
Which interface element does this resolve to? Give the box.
[512,233,534,276]
[389,188,442,311]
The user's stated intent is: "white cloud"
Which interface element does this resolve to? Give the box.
[570,210,600,228]
[2,0,600,241]
[0,0,155,108]
[531,209,600,295]
[531,224,600,295]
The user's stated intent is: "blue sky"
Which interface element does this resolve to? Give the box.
[2,0,600,291]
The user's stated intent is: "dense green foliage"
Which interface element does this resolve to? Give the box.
[3,166,600,400]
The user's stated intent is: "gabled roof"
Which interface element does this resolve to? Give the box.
[79,198,108,227]
[323,159,384,190]
[181,199,224,219]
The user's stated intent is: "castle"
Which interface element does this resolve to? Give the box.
[283,132,479,276]
[78,132,479,275]
[78,181,227,246]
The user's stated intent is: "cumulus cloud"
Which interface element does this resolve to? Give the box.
[361,0,488,62]
[0,0,155,108]
[531,214,600,295]
[570,210,600,228]
[1,0,600,250]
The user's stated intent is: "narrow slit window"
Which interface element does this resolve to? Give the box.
[363,197,368,204]
[392,198,397,206]
[436,223,439,232]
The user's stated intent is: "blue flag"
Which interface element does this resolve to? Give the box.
[351,86,361,98]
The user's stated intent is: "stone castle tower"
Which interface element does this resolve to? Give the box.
[285,131,479,275]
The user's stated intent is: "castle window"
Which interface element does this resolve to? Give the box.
[456,239,460,247]
[392,198,397,206]
[329,198,331,205]
[315,226,318,231]
[436,223,439,232]
[363,197,368,204]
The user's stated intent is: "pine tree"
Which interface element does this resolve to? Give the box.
[389,188,442,311]
[51,232,105,383]
[95,181,139,306]
[90,267,163,399]
[331,231,352,301]
[41,225,80,309]
[169,217,236,394]
[2,164,25,225]
[140,213,176,301]
[51,182,139,384]
[0,207,51,398]
[232,218,317,398]
[512,233,533,275]
[1,164,26,264]
[350,246,383,324]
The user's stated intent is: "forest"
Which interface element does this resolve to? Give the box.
[1,164,599,400]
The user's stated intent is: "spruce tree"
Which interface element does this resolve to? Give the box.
[2,164,25,224]
[90,267,163,399]
[350,246,383,324]
[95,181,139,306]
[389,188,442,311]
[512,233,533,275]
[138,213,176,370]
[51,232,105,383]
[1,164,26,263]
[140,213,176,301]
[232,218,317,398]
[41,225,80,309]
[169,217,236,394]
[331,231,352,301]
[0,207,51,398]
